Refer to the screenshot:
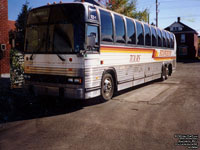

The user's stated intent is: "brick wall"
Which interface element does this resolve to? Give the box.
[175,32,197,59]
[0,0,10,77]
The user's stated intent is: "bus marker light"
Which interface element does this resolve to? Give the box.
[68,68,73,71]
[100,60,104,65]
[69,58,72,62]
[74,78,82,83]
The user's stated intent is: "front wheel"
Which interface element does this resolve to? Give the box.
[101,73,114,101]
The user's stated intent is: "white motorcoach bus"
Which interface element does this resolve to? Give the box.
[24,2,177,100]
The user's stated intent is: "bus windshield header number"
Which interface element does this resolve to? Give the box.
[89,6,98,21]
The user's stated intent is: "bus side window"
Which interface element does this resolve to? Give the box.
[126,18,136,44]
[114,14,125,43]
[162,31,166,47]
[136,21,144,45]
[164,31,168,47]
[157,29,162,47]
[86,25,99,51]
[166,32,171,48]
[144,24,151,46]
[99,10,113,42]
[170,34,174,49]
[151,26,157,46]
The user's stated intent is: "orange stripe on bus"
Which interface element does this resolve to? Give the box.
[153,57,176,61]
[100,46,176,61]
[100,46,154,53]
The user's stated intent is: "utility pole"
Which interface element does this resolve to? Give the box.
[156,0,158,27]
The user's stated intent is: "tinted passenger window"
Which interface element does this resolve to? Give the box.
[157,29,162,47]
[136,21,144,45]
[144,24,151,46]
[162,31,167,47]
[100,10,113,42]
[166,32,171,48]
[151,27,157,46]
[170,34,174,49]
[164,31,168,47]
[126,18,136,44]
[114,14,125,43]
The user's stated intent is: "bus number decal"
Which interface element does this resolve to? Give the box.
[130,55,141,62]
[90,15,97,20]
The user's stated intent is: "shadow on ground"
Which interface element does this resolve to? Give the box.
[0,85,108,124]
[177,58,200,63]
[0,76,162,124]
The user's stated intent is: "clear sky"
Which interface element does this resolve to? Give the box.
[8,0,200,34]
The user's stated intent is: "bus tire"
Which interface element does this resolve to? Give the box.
[101,73,114,101]
[161,66,169,81]
[168,64,172,76]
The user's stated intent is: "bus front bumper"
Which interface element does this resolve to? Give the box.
[25,84,85,99]
[25,84,101,100]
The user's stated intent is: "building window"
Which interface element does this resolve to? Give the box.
[181,34,185,43]
[179,46,187,56]
[114,14,125,43]
[126,18,136,44]
[100,10,113,42]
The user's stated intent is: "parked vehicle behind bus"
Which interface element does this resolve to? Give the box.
[24,2,177,100]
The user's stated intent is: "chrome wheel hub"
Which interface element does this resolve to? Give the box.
[103,78,112,94]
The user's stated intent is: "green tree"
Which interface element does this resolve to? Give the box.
[106,0,149,22]
[15,1,31,51]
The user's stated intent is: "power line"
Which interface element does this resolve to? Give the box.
[159,15,200,19]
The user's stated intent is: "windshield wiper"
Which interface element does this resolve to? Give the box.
[48,39,66,62]
[56,54,65,61]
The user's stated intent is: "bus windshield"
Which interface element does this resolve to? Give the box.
[25,4,85,54]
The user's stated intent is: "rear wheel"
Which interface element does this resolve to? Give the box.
[161,66,169,81]
[101,73,114,101]
[168,65,172,76]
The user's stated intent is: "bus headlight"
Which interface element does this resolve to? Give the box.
[67,78,73,83]
[24,74,31,80]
